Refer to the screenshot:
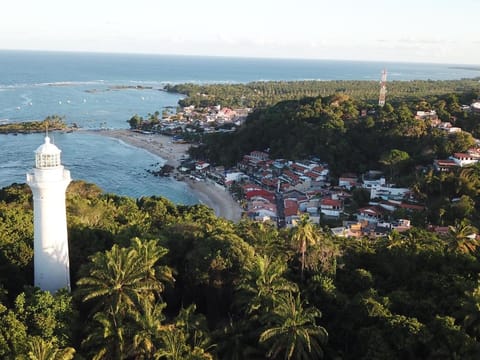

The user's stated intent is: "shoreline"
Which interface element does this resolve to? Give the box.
[86,129,243,222]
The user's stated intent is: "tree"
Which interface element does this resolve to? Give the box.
[259,293,328,359]
[237,255,298,316]
[81,310,129,360]
[77,237,172,316]
[130,300,166,359]
[128,114,143,129]
[291,215,321,281]
[0,303,28,359]
[14,288,77,347]
[23,336,75,360]
[379,149,410,181]
[445,221,479,255]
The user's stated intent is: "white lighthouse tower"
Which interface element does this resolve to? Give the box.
[26,135,71,293]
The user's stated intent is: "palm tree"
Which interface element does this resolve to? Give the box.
[237,255,298,315]
[291,215,321,281]
[81,310,127,360]
[24,337,75,360]
[259,292,328,359]
[130,299,166,359]
[155,325,187,360]
[77,238,172,316]
[445,221,479,255]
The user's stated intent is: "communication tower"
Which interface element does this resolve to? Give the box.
[378,68,387,107]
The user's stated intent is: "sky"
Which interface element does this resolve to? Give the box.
[1,0,479,64]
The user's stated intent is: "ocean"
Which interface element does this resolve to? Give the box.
[1,50,479,202]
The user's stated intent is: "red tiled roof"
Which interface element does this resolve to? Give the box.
[245,189,275,202]
[321,198,342,207]
[306,171,321,180]
[284,199,299,217]
[453,153,472,158]
[434,159,457,166]
[399,203,425,211]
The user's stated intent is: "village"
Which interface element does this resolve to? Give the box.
[158,100,480,239]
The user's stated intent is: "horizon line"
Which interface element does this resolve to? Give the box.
[0,47,478,67]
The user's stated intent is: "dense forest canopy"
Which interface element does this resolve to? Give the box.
[2,181,480,358]
[165,78,480,108]
[189,91,480,172]
[2,79,480,358]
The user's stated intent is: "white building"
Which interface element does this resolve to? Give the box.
[450,153,479,167]
[26,136,71,293]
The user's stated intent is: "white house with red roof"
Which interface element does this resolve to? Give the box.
[357,206,385,223]
[450,153,479,167]
[195,161,210,171]
[433,159,458,172]
[320,198,343,217]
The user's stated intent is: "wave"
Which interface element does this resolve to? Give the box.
[0,80,107,90]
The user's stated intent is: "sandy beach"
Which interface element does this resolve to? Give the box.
[88,129,243,222]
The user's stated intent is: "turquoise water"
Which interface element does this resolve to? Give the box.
[1,50,479,200]
[2,132,198,203]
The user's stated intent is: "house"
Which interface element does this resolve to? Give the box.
[362,171,385,189]
[299,199,320,215]
[357,206,385,224]
[450,153,479,167]
[250,151,269,161]
[391,219,411,232]
[225,172,248,183]
[195,161,210,172]
[320,198,343,218]
[331,221,364,238]
[247,200,277,221]
[339,174,358,190]
[370,184,410,201]
[245,189,275,203]
[415,110,440,127]
[438,122,461,133]
[471,102,480,113]
[434,159,458,172]
[283,190,308,202]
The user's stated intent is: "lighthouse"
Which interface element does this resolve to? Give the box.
[26,136,71,293]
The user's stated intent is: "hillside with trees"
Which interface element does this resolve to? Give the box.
[188,91,480,173]
[1,181,480,358]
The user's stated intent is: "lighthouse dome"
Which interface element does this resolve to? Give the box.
[35,136,62,168]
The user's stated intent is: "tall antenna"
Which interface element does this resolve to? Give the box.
[378,68,387,107]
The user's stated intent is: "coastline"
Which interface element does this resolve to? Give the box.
[85,129,243,222]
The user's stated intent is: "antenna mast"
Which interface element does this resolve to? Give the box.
[378,68,387,107]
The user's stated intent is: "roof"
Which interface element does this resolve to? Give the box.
[358,206,384,216]
[245,189,275,202]
[35,136,61,155]
[399,203,425,211]
[434,159,457,166]
[284,199,299,217]
[453,153,472,158]
[321,198,342,207]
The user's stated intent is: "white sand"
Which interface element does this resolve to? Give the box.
[86,129,243,222]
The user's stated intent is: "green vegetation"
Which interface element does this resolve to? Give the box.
[189,92,480,171]
[165,78,480,108]
[0,116,69,134]
[1,181,480,358]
